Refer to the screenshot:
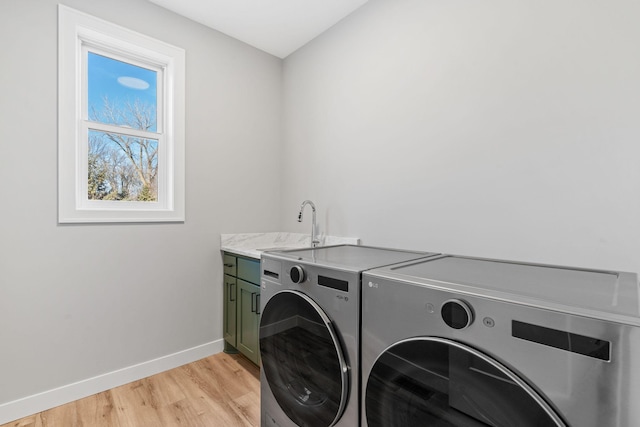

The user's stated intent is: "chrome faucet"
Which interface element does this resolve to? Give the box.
[298,200,320,248]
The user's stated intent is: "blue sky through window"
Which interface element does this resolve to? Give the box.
[87,52,158,132]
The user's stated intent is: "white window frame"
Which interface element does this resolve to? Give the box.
[58,5,185,223]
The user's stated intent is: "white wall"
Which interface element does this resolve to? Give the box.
[0,0,281,421]
[282,0,640,274]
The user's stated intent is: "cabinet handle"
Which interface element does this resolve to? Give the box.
[228,282,235,301]
[256,294,261,315]
[224,263,234,268]
[251,292,257,313]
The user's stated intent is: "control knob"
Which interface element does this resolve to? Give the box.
[290,265,306,284]
[441,299,474,330]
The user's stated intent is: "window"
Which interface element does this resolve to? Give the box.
[58,5,185,222]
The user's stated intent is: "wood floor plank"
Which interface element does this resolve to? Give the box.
[171,363,251,426]
[73,391,120,427]
[2,353,260,427]
[142,371,186,408]
[38,401,78,427]
[5,416,38,427]
[229,391,260,427]
[110,380,165,427]
[156,398,208,426]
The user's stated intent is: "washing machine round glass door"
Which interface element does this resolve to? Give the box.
[260,290,349,427]
[366,337,566,427]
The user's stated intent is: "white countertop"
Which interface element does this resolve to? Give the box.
[221,232,360,259]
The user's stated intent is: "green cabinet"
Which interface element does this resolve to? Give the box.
[236,279,260,363]
[223,252,261,365]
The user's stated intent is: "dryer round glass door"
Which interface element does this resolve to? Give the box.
[365,337,566,427]
[260,290,349,427]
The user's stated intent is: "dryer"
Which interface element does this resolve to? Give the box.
[259,245,438,427]
[361,255,640,426]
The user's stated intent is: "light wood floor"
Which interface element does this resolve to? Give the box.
[3,352,260,427]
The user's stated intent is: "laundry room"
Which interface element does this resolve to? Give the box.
[1,0,640,426]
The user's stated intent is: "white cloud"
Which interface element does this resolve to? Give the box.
[117,76,150,90]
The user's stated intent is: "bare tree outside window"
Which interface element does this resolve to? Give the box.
[88,98,158,201]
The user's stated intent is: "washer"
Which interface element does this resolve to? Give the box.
[361,255,640,427]
[259,245,438,427]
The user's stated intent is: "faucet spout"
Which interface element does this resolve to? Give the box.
[298,200,319,248]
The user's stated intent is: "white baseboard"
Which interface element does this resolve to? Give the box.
[0,339,224,425]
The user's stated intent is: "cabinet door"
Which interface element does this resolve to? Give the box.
[237,279,261,365]
[224,274,237,347]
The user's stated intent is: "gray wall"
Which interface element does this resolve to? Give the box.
[282,0,640,274]
[0,0,281,411]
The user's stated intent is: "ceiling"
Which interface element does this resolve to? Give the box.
[148,0,370,58]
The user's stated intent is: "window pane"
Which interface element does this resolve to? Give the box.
[87,52,158,132]
[88,130,158,202]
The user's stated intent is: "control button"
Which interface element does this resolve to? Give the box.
[483,317,495,328]
[441,299,474,330]
[290,265,306,284]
